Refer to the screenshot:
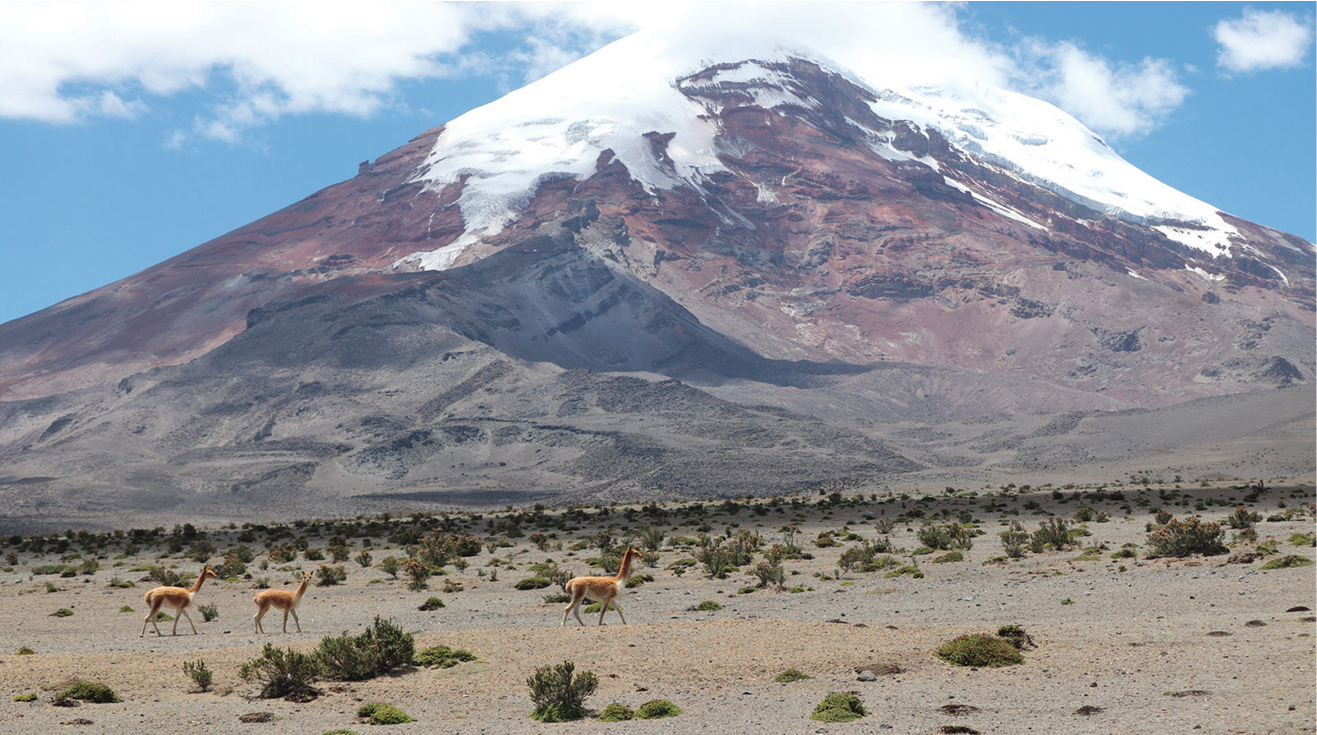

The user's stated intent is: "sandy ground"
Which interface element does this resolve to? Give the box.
[0,481,1313,735]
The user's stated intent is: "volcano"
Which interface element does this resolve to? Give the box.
[0,30,1312,529]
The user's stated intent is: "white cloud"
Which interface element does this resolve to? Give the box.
[1214,8,1314,73]
[0,1,1193,142]
[1018,41,1189,138]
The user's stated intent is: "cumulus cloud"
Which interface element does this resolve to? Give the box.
[1018,41,1189,138]
[1214,8,1314,73]
[0,1,1193,142]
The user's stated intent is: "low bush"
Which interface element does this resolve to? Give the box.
[810,692,866,722]
[198,603,219,622]
[932,551,964,563]
[317,617,415,681]
[935,634,1024,668]
[238,644,322,699]
[55,681,122,703]
[183,658,213,691]
[1259,555,1314,570]
[13,693,37,702]
[413,645,476,669]
[774,668,812,683]
[527,661,598,722]
[689,600,723,611]
[514,577,551,590]
[316,565,348,586]
[636,699,682,719]
[1146,517,1227,557]
[418,596,445,611]
[357,702,413,725]
[597,702,635,721]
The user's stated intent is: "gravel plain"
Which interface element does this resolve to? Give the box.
[0,481,1313,735]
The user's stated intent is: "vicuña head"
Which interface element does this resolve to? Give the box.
[561,547,643,627]
[139,565,218,637]
[253,569,314,634]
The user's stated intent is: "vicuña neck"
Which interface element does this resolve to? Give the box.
[190,572,209,593]
[614,550,635,581]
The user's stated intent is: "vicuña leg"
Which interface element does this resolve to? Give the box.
[177,607,198,636]
[563,587,588,627]
[254,604,267,633]
[290,608,301,633]
[612,600,626,625]
[141,600,163,637]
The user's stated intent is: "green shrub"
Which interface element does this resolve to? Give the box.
[316,565,348,586]
[14,646,35,655]
[51,608,74,618]
[1287,533,1316,547]
[810,692,866,722]
[624,573,654,588]
[527,661,598,722]
[418,596,445,611]
[884,565,924,578]
[378,556,402,578]
[774,668,812,683]
[1031,517,1074,551]
[597,702,635,722]
[357,702,413,725]
[198,603,219,622]
[636,699,682,719]
[931,551,964,563]
[13,693,37,702]
[1146,517,1227,557]
[183,658,213,691]
[935,634,1024,667]
[413,645,476,669]
[1225,507,1261,529]
[323,730,361,735]
[1259,554,1314,570]
[689,600,723,611]
[317,617,415,681]
[238,644,322,699]
[55,681,122,703]
[514,577,551,590]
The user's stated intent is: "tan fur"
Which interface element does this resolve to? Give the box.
[253,570,313,633]
[562,547,642,627]
[140,566,217,637]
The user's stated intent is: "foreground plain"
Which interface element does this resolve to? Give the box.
[1,481,1313,734]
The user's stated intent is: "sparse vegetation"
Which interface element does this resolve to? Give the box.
[527,661,598,722]
[238,644,322,699]
[357,702,413,725]
[413,645,476,669]
[935,633,1024,667]
[55,681,122,703]
[183,658,214,691]
[774,668,813,683]
[810,692,867,722]
[689,600,723,611]
[1146,516,1228,557]
[636,698,683,719]
[317,617,415,681]
[1259,554,1314,570]
[598,702,635,721]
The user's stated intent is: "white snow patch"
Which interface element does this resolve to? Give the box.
[1155,224,1237,257]
[942,177,1045,230]
[1185,265,1226,282]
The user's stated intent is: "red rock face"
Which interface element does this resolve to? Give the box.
[0,59,1311,409]
[0,127,453,400]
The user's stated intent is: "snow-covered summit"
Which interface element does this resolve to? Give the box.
[401,28,1239,271]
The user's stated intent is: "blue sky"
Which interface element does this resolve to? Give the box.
[0,2,1312,326]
